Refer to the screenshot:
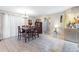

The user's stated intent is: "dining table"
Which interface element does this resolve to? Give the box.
[21,25,39,42]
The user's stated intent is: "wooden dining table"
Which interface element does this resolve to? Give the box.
[21,26,39,42]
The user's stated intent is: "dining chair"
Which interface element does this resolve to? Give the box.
[34,28,39,38]
[24,29,30,42]
[31,27,36,39]
[18,26,22,40]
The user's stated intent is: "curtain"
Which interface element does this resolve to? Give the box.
[3,13,25,38]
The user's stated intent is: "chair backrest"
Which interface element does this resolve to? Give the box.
[22,25,25,27]
[18,26,21,33]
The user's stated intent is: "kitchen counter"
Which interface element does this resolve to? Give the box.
[64,28,79,43]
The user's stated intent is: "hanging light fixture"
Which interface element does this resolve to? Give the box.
[23,12,29,19]
[23,8,29,19]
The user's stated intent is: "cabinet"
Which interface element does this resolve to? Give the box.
[35,22,42,33]
[64,29,79,43]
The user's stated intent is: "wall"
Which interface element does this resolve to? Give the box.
[48,13,64,34]
[38,12,64,37]
[0,13,4,39]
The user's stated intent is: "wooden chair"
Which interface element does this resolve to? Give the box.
[18,26,28,42]
[21,26,30,42]
[31,27,36,39]
[27,28,33,41]
[22,30,29,42]
[18,26,22,40]
[31,26,39,39]
[34,28,39,38]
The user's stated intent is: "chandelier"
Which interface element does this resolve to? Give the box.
[22,8,34,19]
[23,12,29,19]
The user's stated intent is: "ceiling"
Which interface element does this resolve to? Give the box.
[0,6,73,16]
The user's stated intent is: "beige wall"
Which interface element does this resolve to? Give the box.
[37,12,64,37]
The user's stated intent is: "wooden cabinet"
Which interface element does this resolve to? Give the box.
[35,22,42,33]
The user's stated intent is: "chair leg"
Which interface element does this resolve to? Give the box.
[35,33,39,38]
[18,34,21,40]
[25,34,29,43]
[37,34,39,37]
[24,34,27,42]
[25,38,27,42]
[20,35,21,40]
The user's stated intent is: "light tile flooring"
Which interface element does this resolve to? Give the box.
[0,34,79,52]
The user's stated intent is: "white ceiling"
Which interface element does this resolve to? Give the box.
[0,6,73,16]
